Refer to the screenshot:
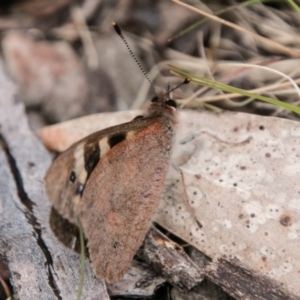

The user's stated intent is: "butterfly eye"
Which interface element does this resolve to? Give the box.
[166,99,177,108]
[132,115,144,121]
[151,96,159,103]
[69,171,76,183]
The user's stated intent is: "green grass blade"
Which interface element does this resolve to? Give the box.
[171,66,300,115]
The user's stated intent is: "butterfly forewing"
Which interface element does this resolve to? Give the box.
[45,117,157,225]
[77,116,174,282]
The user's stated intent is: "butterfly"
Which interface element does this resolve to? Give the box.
[44,93,181,282]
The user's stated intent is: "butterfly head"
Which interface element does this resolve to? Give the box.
[146,78,190,120]
[151,95,177,108]
[144,93,176,121]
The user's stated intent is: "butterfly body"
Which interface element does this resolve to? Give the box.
[45,98,176,282]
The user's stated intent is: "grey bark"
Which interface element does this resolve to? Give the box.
[0,66,109,300]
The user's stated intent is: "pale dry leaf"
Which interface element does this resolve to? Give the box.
[2,32,87,106]
[157,110,300,297]
[39,110,300,297]
[2,32,91,122]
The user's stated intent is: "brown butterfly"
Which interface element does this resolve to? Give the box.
[45,22,189,282]
[44,93,179,282]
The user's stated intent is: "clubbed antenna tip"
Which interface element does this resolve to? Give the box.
[112,21,158,97]
[112,22,121,36]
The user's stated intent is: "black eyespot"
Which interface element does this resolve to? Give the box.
[108,132,127,148]
[76,184,84,196]
[69,171,76,183]
[166,99,177,108]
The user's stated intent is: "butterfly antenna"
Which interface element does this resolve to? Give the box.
[112,22,159,97]
[165,78,191,98]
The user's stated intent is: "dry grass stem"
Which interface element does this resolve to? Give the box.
[173,0,300,58]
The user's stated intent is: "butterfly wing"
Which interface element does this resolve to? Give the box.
[78,117,174,282]
[45,119,150,225]
[45,143,81,225]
